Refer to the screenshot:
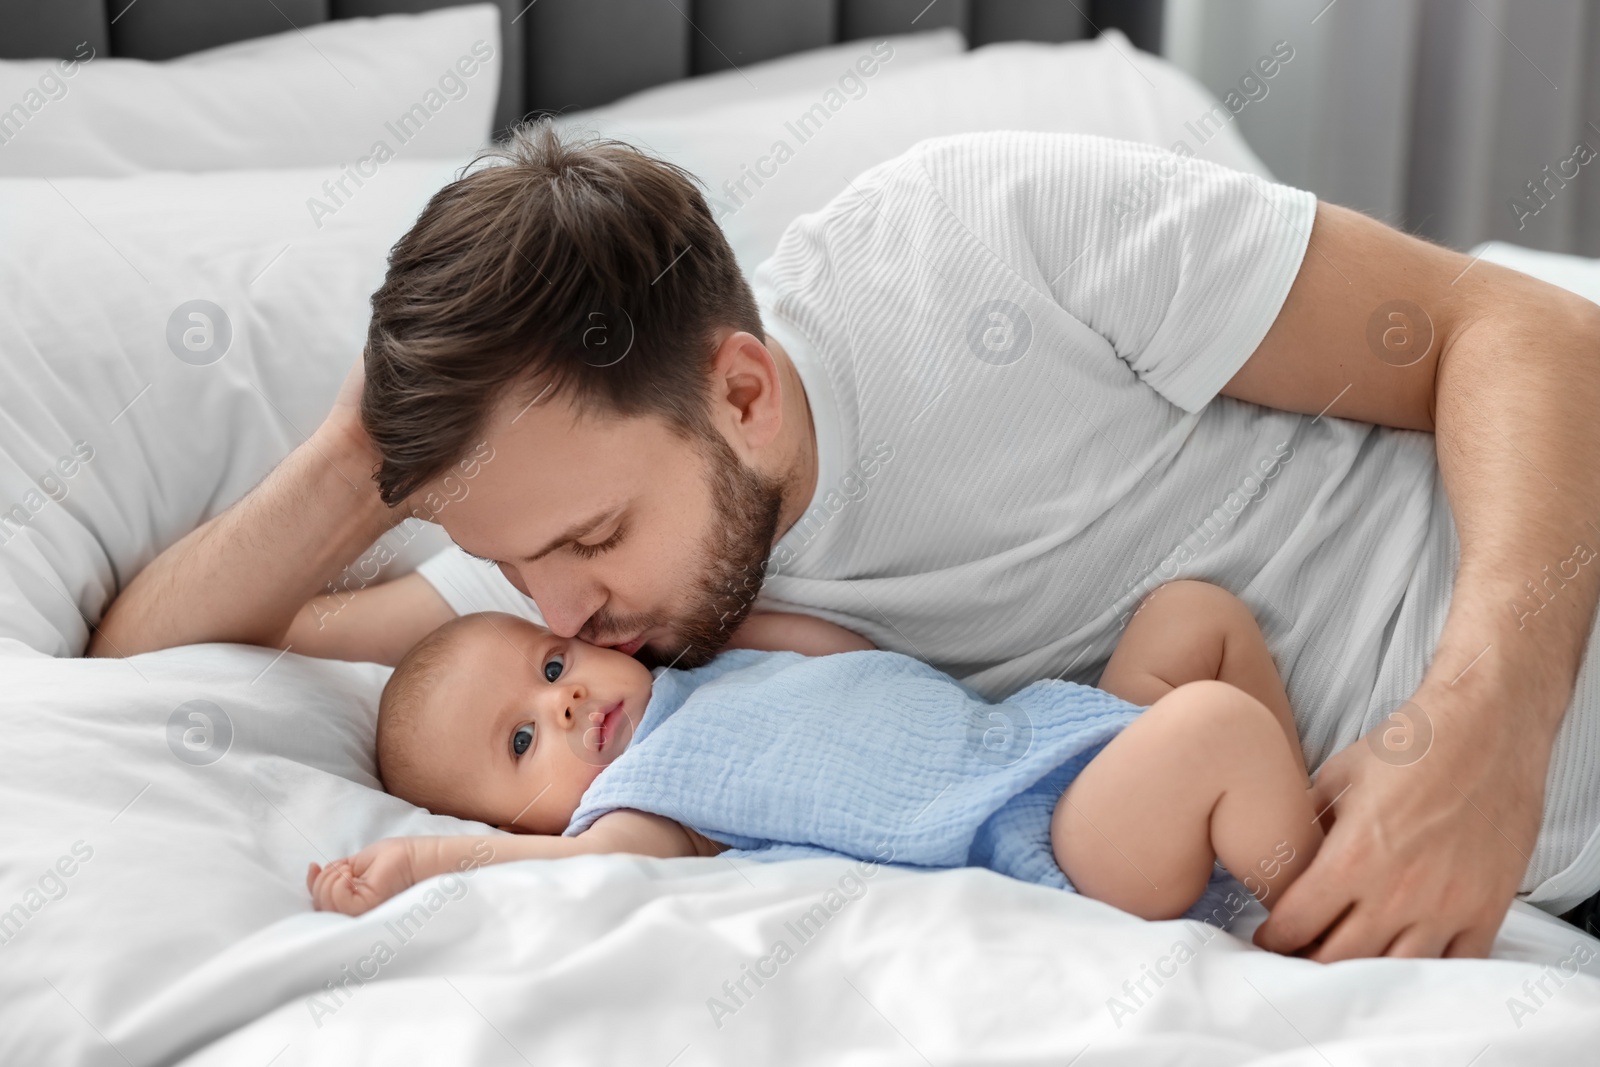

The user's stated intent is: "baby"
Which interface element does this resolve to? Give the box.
[309,580,1323,935]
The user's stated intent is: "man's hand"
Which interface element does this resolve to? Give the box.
[1223,203,1600,959]
[1255,670,1549,961]
[308,838,423,916]
[329,352,367,427]
[88,353,457,663]
[315,356,384,490]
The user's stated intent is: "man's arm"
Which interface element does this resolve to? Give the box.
[724,611,877,656]
[1222,201,1600,961]
[280,571,456,665]
[89,362,452,663]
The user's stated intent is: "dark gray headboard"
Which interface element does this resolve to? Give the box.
[0,0,1163,136]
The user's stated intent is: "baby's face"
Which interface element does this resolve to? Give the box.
[415,614,655,833]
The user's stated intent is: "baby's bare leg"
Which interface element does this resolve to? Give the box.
[1100,580,1306,778]
[1051,680,1323,921]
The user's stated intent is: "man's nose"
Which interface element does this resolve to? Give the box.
[497,561,534,598]
[500,561,602,640]
[540,606,591,641]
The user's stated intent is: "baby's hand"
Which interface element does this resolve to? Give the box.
[307,837,420,916]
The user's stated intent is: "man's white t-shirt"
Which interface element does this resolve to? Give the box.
[417,131,1600,910]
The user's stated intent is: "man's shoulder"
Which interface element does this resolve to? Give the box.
[786,130,1174,242]
[908,128,1146,156]
[889,129,1167,174]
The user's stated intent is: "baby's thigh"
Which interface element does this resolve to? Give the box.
[1049,683,1250,919]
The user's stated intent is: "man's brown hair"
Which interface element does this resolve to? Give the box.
[362,119,763,505]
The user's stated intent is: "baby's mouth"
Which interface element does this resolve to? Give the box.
[595,700,627,754]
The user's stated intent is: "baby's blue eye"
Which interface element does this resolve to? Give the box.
[512,724,534,756]
[543,654,564,684]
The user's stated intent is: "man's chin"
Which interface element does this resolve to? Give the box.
[634,632,721,672]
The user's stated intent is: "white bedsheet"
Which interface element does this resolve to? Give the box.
[2,644,1598,1066]
[167,868,1600,1066]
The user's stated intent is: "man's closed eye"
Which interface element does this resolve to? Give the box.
[569,523,626,560]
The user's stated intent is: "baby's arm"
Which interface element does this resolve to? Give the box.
[307,810,715,916]
[724,610,875,656]
[1100,579,1304,778]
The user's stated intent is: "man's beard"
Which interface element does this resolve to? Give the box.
[599,429,787,671]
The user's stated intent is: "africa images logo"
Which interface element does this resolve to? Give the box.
[166,300,233,365]
[966,299,1032,366]
[166,700,233,766]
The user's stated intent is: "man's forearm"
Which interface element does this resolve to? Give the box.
[1241,211,1600,960]
[89,425,396,657]
[1424,264,1600,739]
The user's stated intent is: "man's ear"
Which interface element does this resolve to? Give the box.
[709,329,784,451]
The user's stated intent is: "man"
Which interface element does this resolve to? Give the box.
[92,121,1600,961]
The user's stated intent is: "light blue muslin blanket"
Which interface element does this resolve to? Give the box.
[566,652,1139,883]
[566,647,1247,922]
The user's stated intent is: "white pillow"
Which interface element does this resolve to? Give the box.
[0,642,496,1063]
[584,27,966,121]
[558,29,1278,276]
[0,4,500,177]
[0,160,466,656]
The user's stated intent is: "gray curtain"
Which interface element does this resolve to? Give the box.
[1164,0,1600,256]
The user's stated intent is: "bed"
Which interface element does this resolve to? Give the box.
[3,2,1599,1063]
